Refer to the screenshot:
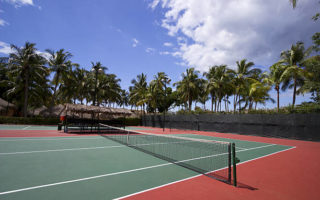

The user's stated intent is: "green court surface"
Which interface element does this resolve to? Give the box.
[0,134,294,200]
[0,125,57,131]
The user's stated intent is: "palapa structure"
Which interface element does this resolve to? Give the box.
[64,103,133,120]
[35,105,65,117]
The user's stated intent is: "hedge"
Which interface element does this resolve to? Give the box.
[0,116,141,126]
[0,116,60,125]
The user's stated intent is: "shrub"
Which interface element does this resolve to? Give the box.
[0,116,60,125]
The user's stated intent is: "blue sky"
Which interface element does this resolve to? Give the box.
[0,0,318,109]
[0,0,182,87]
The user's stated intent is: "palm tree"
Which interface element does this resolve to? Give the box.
[46,49,77,110]
[247,73,274,110]
[204,65,230,112]
[119,90,129,108]
[8,42,47,117]
[204,67,218,112]
[129,73,148,112]
[152,72,171,112]
[91,62,108,106]
[174,68,201,111]
[145,82,158,112]
[268,62,286,112]
[28,72,51,113]
[0,57,9,100]
[100,73,122,107]
[280,41,313,107]
[152,72,168,90]
[58,68,78,104]
[299,55,320,103]
[74,68,89,104]
[197,78,209,110]
[232,59,260,112]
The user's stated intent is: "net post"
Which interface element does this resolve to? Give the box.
[232,143,237,186]
[228,143,231,184]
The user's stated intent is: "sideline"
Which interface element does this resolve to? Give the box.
[22,126,31,130]
[0,137,103,141]
[0,140,218,155]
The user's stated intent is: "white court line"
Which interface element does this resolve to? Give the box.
[0,143,281,196]
[235,146,247,150]
[0,145,123,155]
[176,133,287,148]
[22,126,31,130]
[0,163,173,196]
[0,141,196,155]
[0,137,103,142]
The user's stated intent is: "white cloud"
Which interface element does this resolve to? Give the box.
[0,19,8,26]
[175,61,187,66]
[146,47,156,53]
[159,51,170,55]
[132,38,139,47]
[149,0,161,9]
[151,0,319,72]
[163,42,173,47]
[0,41,52,60]
[35,50,52,60]
[1,1,35,26]
[0,41,14,54]
[5,0,33,7]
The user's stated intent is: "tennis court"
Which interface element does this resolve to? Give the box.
[0,124,295,200]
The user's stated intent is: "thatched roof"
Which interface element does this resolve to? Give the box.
[65,103,132,115]
[38,104,66,117]
[0,98,15,111]
[32,106,48,116]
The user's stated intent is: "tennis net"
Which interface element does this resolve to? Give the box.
[99,123,237,185]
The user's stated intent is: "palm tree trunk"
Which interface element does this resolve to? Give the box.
[276,87,280,112]
[226,96,229,112]
[211,96,213,112]
[214,99,217,112]
[23,68,29,117]
[238,95,241,113]
[249,101,253,110]
[50,73,60,114]
[225,98,227,111]
[292,77,297,107]
[233,93,237,113]
[188,97,192,112]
